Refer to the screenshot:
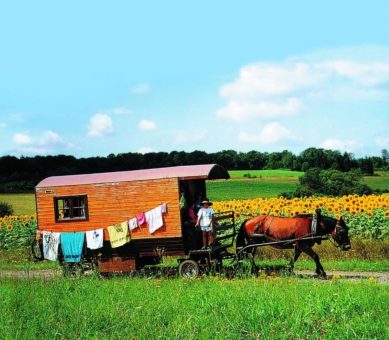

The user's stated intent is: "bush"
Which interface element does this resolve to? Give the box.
[291,168,373,197]
[0,202,14,217]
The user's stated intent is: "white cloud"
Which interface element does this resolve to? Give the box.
[41,130,64,144]
[137,147,155,154]
[376,137,389,147]
[138,119,156,130]
[87,113,113,137]
[220,62,323,98]
[216,98,300,122]
[238,122,298,144]
[0,123,6,128]
[216,47,389,123]
[131,83,150,94]
[13,133,31,145]
[320,138,362,152]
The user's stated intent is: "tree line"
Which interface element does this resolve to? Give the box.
[0,148,388,192]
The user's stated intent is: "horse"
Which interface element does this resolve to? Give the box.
[236,209,351,277]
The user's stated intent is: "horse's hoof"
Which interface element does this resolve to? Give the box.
[316,272,327,279]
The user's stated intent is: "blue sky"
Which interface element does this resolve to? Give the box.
[0,1,388,158]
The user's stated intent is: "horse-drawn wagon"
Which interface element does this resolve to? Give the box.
[33,164,233,273]
[33,163,351,278]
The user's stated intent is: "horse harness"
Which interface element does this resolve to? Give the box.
[252,215,276,237]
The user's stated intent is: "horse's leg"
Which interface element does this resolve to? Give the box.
[301,245,326,277]
[289,245,302,272]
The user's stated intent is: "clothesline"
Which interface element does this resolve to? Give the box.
[40,203,168,263]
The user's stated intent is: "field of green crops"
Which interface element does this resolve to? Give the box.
[0,277,387,339]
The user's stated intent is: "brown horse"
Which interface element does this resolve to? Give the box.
[236,209,351,277]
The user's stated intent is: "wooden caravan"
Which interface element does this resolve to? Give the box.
[35,164,230,273]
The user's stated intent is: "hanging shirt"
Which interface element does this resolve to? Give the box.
[197,207,215,227]
[128,218,138,231]
[107,222,131,248]
[61,232,85,263]
[42,231,61,261]
[145,206,164,234]
[86,229,104,250]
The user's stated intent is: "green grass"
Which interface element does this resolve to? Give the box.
[254,259,389,272]
[0,249,59,271]
[0,277,387,339]
[0,193,35,216]
[207,178,299,201]
[363,175,389,191]
[229,169,304,178]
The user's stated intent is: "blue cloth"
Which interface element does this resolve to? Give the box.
[61,232,85,263]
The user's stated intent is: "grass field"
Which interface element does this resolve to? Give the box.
[207,177,299,201]
[363,175,389,191]
[0,193,35,216]
[0,277,387,339]
[229,169,304,178]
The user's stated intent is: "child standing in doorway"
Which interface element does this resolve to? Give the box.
[195,199,215,249]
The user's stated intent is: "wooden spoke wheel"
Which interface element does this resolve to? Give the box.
[178,260,200,279]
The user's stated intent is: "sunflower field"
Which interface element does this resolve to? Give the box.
[0,195,388,250]
[213,194,389,239]
[0,214,37,250]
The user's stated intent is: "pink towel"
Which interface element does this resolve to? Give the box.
[136,212,146,225]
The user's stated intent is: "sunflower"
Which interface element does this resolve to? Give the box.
[7,224,13,231]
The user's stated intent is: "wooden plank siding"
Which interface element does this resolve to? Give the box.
[36,177,182,240]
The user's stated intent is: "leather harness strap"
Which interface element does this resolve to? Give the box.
[264,216,276,236]
[253,215,268,234]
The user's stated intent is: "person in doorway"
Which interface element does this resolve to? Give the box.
[195,199,215,249]
[187,202,197,224]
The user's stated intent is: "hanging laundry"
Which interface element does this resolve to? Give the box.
[161,203,168,214]
[61,232,85,263]
[145,206,164,234]
[86,228,104,250]
[107,221,131,248]
[136,212,146,226]
[42,231,61,261]
[128,218,138,231]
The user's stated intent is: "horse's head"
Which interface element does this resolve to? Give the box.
[331,216,351,251]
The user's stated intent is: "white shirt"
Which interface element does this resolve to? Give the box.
[197,207,215,227]
[86,229,104,250]
[42,231,61,261]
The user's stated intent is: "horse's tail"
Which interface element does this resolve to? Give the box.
[236,220,248,248]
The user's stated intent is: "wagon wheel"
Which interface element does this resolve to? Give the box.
[31,239,43,261]
[178,260,200,279]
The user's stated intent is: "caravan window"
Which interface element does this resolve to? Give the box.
[54,195,88,222]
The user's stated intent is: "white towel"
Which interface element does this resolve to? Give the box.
[161,203,168,214]
[42,231,61,261]
[128,218,138,230]
[145,206,164,234]
[86,228,104,250]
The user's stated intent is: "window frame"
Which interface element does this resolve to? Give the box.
[54,195,89,223]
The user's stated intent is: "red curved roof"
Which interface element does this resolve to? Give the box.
[36,164,230,188]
